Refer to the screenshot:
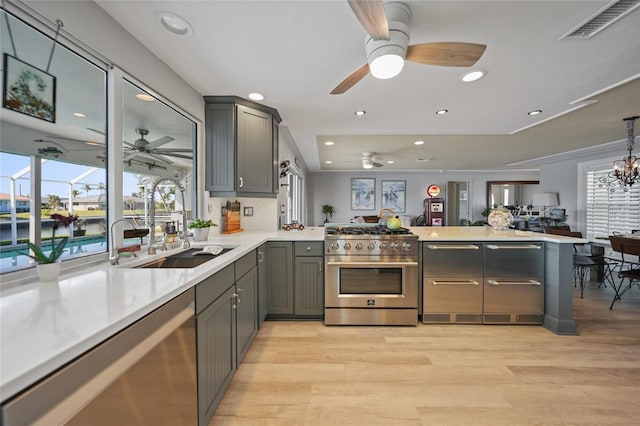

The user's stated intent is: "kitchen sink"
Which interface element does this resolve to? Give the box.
[134,247,234,269]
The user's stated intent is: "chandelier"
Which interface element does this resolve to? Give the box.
[598,116,639,192]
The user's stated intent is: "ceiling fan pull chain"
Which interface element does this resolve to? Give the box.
[45,19,63,73]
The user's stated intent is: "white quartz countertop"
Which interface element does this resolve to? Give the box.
[0,226,580,402]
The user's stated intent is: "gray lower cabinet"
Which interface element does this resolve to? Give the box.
[196,250,259,425]
[266,241,324,319]
[235,251,258,365]
[196,265,236,426]
[257,243,268,325]
[266,241,294,316]
[294,242,324,317]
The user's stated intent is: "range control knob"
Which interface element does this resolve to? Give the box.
[367,243,376,250]
[331,243,340,251]
[355,243,363,250]
[343,242,351,250]
[403,242,412,251]
[379,242,386,250]
[390,242,399,250]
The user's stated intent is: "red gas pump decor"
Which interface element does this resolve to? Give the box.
[424,184,445,226]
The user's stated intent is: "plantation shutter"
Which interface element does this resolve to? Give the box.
[586,168,640,239]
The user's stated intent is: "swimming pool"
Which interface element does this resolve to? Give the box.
[0,236,108,272]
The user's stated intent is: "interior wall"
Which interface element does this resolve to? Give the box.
[307,170,539,226]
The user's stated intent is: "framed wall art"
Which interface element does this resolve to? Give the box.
[2,54,56,123]
[351,178,375,210]
[381,180,406,213]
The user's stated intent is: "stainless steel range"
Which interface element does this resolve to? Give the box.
[324,225,419,325]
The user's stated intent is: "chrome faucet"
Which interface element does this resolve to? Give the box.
[148,177,190,255]
[109,218,135,265]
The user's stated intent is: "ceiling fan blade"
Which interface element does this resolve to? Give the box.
[158,152,193,160]
[348,0,389,40]
[153,148,193,153]
[330,63,370,95]
[123,141,136,148]
[406,42,487,67]
[146,136,175,150]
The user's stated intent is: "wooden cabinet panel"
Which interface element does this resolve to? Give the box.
[266,241,294,315]
[196,285,236,426]
[294,256,324,317]
[236,266,258,365]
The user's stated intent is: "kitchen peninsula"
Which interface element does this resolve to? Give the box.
[0,227,582,425]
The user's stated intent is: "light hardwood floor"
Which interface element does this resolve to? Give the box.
[211,280,640,426]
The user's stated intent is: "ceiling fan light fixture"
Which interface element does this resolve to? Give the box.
[369,52,405,79]
[362,158,374,169]
[461,70,485,82]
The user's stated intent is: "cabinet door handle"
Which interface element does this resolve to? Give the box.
[486,244,541,250]
[487,279,541,286]
[237,288,244,304]
[232,293,239,309]
[258,251,264,263]
[306,246,312,251]
[239,177,244,188]
[432,280,480,285]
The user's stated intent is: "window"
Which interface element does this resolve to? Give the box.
[585,167,640,239]
[1,9,108,274]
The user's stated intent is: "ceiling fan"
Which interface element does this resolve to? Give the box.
[123,128,192,165]
[362,152,384,169]
[331,0,487,94]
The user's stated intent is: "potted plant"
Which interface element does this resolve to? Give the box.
[23,213,78,281]
[189,218,217,242]
[75,218,87,236]
[322,204,336,223]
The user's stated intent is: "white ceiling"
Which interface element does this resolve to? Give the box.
[95,0,640,172]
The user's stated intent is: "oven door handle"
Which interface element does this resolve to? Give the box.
[326,261,418,267]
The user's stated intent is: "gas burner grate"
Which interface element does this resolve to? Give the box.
[325,226,413,236]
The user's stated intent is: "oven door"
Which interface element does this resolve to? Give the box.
[325,261,418,309]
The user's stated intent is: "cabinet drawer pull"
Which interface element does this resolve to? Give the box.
[239,177,244,188]
[427,245,480,250]
[432,280,480,285]
[486,244,541,250]
[487,279,541,286]
[306,246,312,251]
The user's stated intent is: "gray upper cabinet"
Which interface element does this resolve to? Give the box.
[204,96,281,198]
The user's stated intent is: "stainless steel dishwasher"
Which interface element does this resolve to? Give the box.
[483,243,544,324]
[423,242,484,324]
[1,289,196,426]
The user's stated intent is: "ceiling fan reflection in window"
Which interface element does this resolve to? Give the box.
[123,128,192,165]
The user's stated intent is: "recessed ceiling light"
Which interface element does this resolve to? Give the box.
[414,140,425,145]
[324,141,335,146]
[354,110,366,116]
[73,112,86,118]
[136,93,155,102]
[435,109,448,115]
[157,12,192,36]
[248,92,264,101]
[461,70,486,82]
[386,160,395,164]
[528,109,542,115]
[325,160,333,164]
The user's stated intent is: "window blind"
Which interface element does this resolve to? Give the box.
[586,168,640,239]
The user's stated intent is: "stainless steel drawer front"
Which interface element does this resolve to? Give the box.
[423,243,483,277]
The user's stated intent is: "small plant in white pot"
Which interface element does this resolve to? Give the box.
[189,218,217,242]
